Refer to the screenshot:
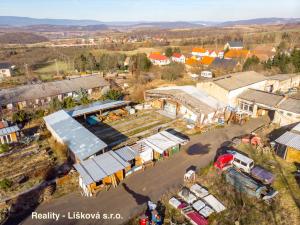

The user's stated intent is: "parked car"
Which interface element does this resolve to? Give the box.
[250,165,274,185]
[232,152,254,173]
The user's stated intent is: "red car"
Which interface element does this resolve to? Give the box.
[214,153,234,170]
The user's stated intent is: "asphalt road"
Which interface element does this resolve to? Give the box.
[18,118,265,225]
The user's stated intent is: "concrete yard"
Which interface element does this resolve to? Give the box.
[17,118,266,225]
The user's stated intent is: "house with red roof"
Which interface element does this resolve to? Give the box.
[171,53,185,63]
[148,53,170,66]
[192,47,209,57]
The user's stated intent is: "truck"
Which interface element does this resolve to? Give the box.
[250,165,274,185]
[225,168,278,202]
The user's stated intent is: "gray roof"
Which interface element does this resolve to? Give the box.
[0,63,12,69]
[0,75,109,106]
[44,110,107,161]
[228,41,243,48]
[238,89,284,107]
[275,131,300,150]
[211,71,267,91]
[210,58,237,69]
[68,100,129,117]
[74,151,130,185]
[114,146,139,162]
[0,125,19,136]
[146,85,225,115]
[278,98,300,114]
[292,123,300,133]
[268,73,300,81]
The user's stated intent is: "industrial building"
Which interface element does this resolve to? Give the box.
[0,75,110,110]
[237,89,300,126]
[145,86,225,126]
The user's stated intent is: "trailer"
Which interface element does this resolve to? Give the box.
[225,168,278,201]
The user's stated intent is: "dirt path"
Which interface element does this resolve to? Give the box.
[17,118,266,225]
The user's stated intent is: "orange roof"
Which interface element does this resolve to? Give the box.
[224,49,250,59]
[201,56,215,65]
[185,58,201,66]
[172,53,183,58]
[192,47,206,53]
[148,53,168,61]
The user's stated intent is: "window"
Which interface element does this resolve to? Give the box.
[241,162,247,166]
[234,159,240,163]
[239,102,254,113]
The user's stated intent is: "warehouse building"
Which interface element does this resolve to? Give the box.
[145,86,225,126]
[0,75,110,110]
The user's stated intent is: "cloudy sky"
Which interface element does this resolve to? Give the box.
[0,0,299,21]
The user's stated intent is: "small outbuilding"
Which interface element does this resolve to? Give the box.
[74,151,130,196]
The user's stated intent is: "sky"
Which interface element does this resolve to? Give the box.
[0,0,299,22]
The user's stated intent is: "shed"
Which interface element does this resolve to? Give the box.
[74,151,130,196]
[275,130,300,163]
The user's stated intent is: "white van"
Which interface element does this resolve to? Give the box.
[232,152,254,173]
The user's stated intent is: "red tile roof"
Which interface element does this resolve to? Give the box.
[172,53,183,58]
[149,53,168,61]
[192,47,206,53]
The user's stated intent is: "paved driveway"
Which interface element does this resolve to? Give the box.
[18,118,265,225]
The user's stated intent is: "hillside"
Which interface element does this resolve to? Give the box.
[0,32,48,44]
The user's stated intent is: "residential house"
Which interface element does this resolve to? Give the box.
[250,45,276,61]
[148,53,170,66]
[275,123,300,163]
[0,121,20,145]
[209,58,238,72]
[192,47,209,57]
[200,56,215,67]
[0,75,110,110]
[224,41,243,50]
[0,63,13,79]
[145,86,225,126]
[224,49,250,60]
[171,53,186,63]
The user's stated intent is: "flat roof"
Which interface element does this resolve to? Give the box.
[146,85,225,115]
[0,124,19,136]
[210,71,267,91]
[74,151,130,185]
[238,89,284,107]
[0,75,109,106]
[44,110,107,161]
[275,131,300,150]
[67,100,129,117]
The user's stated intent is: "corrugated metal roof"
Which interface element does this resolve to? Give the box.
[67,100,129,117]
[0,125,20,136]
[74,151,130,185]
[44,110,107,161]
[114,146,139,162]
[144,133,178,154]
[275,131,300,150]
[292,123,300,132]
[277,98,300,114]
[160,130,187,144]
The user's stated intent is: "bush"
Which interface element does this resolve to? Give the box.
[103,89,123,100]
[0,179,12,190]
[161,63,185,81]
[0,144,9,153]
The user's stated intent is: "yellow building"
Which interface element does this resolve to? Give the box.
[275,123,300,163]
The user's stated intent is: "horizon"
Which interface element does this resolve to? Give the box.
[0,0,299,22]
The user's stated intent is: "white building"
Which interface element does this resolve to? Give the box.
[148,53,170,66]
[171,53,185,63]
[0,63,13,79]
